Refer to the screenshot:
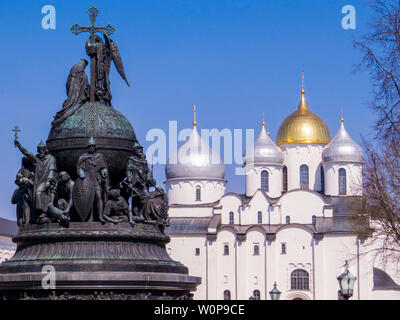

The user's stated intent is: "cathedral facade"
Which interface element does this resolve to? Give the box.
[165,88,400,300]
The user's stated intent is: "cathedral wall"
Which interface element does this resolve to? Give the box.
[278,190,325,224]
[274,226,313,300]
[324,162,363,196]
[168,206,214,218]
[165,235,207,299]
[243,228,267,299]
[165,179,225,206]
[242,191,270,225]
[219,195,242,225]
[216,229,237,299]
[280,144,325,192]
[320,234,359,299]
[245,165,282,198]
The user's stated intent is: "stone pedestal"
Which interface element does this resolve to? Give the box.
[0,222,200,300]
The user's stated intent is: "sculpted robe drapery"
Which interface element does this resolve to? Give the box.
[33,154,57,213]
[17,150,57,213]
[52,60,89,128]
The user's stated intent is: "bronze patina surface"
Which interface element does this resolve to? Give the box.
[2,6,200,300]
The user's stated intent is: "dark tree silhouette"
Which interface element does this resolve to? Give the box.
[354,0,400,256]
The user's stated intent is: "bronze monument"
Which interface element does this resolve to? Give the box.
[0,6,200,300]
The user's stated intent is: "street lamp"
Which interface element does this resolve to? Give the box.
[337,261,356,300]
[269,282,281,300]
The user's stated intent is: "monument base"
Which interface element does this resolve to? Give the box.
[0,222,200,300]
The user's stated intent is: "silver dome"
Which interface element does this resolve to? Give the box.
[245,125,284,165]
[165,126,225,180]
[322,120,364,163]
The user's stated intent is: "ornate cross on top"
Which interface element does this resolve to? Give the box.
[12,125,21,141]
[70,6,116,102]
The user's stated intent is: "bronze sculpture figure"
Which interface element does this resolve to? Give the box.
[125,143,154,221]
[86,34,130,105]
[12,157,34,227]
[2,6,199,301]
[103,188,134,225]
[52,59,89,128]
[14,139,57,224]
[74,137,109,222]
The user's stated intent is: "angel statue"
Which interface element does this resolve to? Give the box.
[85,34,130,105]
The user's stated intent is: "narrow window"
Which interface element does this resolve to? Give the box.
[195,248,200,256]
[282,165,288,193]
[195,186,201,201]
[281,243,286,254]
[261,170,269,192]
[300,164,309,189]
[254,245,259,255]
[253,290,261,300]
[312,215,316,225]
[291,269,310,290]
[229,212,234,224]
[339,168,347,195]
[224,244,229,256]
[286,216,290,224]
[257,211,262,224]
[224,290,231,300]
[320,165,325,193]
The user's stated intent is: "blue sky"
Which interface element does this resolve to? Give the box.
[0,0,376,220]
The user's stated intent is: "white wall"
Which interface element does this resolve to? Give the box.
[165,178,226,205]
[245,165,282,198]
[278,190,325,224]
[166,235,207,299]
[280,144,325,192]
[324,162,363,196]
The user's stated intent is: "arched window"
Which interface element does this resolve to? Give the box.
[253,290,260,300]
[224,245,229,255]
[339,168,347,195]
[195,187,201,201]
[286,216,290,224]
[261,170,269,192]
[300,165,309,189]
[257,211,262,224]
[224,290,231,300]
[253,245,259,255]
[282,166,288,193]
[229,212,234,224]
[291,269,309,290]
[320,165,325,193]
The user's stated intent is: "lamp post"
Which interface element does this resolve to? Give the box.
[269,282,281,300]
[337,261,356,300]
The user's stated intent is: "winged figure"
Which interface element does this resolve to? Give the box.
[86,34,130,105]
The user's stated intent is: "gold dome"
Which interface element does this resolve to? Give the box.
[276,89,331,145]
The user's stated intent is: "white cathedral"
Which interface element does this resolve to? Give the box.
[164,87,400,300]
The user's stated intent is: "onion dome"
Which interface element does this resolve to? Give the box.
[322,118,364,163]
[245,121,284,165]
[276,89,331,145]
[165,107,225,180]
